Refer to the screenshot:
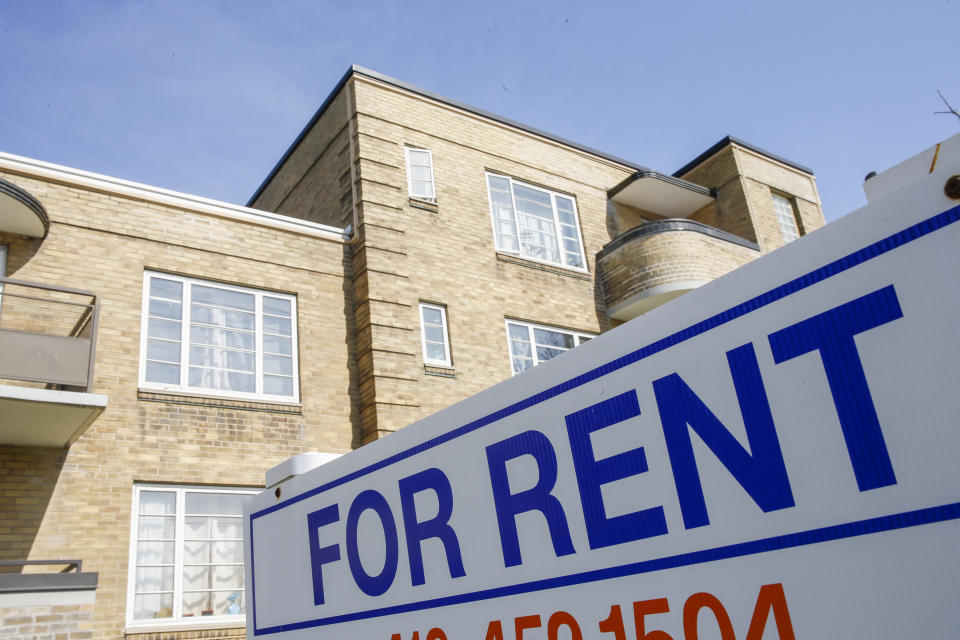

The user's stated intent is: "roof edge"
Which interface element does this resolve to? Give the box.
[248,65,654,206]
[0,151,349,243]
[674,136,814,178]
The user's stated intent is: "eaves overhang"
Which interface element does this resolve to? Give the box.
[248,65,654,206]
[0,176,49,238]
[608,171,714,218]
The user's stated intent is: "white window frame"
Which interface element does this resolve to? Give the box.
[419,302,452,367]
[486,172,588,273]
[138,271,300,403]
[125,484,257,631]
[505,319,594,376]
[771,192,800,243]
[405,148,436,201]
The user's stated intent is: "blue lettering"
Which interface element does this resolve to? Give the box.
[768,285,902,491]
[306,504,340,606]
[398,467,466,586]
[653,343,795,529]
[486,430,575,567]
[345,490,399,597]
[565,390,667,548]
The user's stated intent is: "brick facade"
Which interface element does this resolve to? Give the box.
[0,66,824,638]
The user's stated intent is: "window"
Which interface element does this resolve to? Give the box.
[487,173,586,270]
[771,193,800,243]
[506,320,593,375]
[139,272,298,402]
[419,302,451,366]
[405,148,436,201]
[127,485,256,628]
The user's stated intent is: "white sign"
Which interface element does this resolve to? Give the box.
[245,136,960,640]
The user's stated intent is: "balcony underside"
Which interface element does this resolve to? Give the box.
[0,384,106,448]
[0,176,48,237]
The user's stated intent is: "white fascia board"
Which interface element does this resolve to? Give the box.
[0,151,350,243]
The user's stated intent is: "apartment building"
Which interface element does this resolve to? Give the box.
[0,66,823,639]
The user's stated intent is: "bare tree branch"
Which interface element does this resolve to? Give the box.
[935,89,960,121]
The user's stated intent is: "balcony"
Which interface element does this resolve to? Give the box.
[597,219,760,321]
[0,277,107,448]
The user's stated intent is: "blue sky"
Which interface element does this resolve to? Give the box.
[1,0,957,222]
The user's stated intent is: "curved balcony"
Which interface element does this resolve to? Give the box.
[597,219,760,321]
[0,176,49,237]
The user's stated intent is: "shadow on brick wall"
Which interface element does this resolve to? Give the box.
[0,445,66,571]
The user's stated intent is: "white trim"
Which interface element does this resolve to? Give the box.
[504,319,594,376]
[125,484,257,631]
[0,384,107,407]
[485,172,589,273]
[0,151,349,242]
[771,192,800,243]
[419,302,452,367]
[405,147,436,201]
[138,271,300,403]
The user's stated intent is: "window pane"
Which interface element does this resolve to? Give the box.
[184,516,210,539]
[140,491,176,514]
[421,307,442,325]
[513,183,552,207]
[512,357,533,374]
[148,318,181,341]
[507,324,529,341]
[192,285,255,312]
[262,297,291,317]
[181,566,242,592]
[189,346,255,372]
[537,346,566,361]
[262,315,292,336]
[182,590,214,618]
[423,325,445,343]
[183,540,212,565]
[263,375,294,396]
[407,150,430,166]
[534,328,575,348]
[191,326,255,350]
[145,361,180,384]
[150,278,182,301]
[213,517,243,540]
[137,540,175,565]
[509,339,532,357]
[186,492,245,516]
[564,253,584,268]
[147,339,181,364]
[139,515,175,539]
[133,593,173,620]
[425,342,447,361]
[188,368,256,393]
[487,175,510,191]
[411,180,434,198]
[135,566,174,592]
[263,354,293,376]
[191,306,255,331]
[263,335,292,355]
[410,165,432,181]
[213,590,244,616]
[149,298,182,320]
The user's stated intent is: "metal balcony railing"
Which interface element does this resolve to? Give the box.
[0,276,99,391]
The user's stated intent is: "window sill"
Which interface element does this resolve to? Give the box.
[138,389,303,414]
[125,620,245,636]
[409,197,439,212]
[495,253,592,281]
[424,364,455,378]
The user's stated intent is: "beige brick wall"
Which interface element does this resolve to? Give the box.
[0,601,95,639]
[0,169,356,639]
[597,226,760,313]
